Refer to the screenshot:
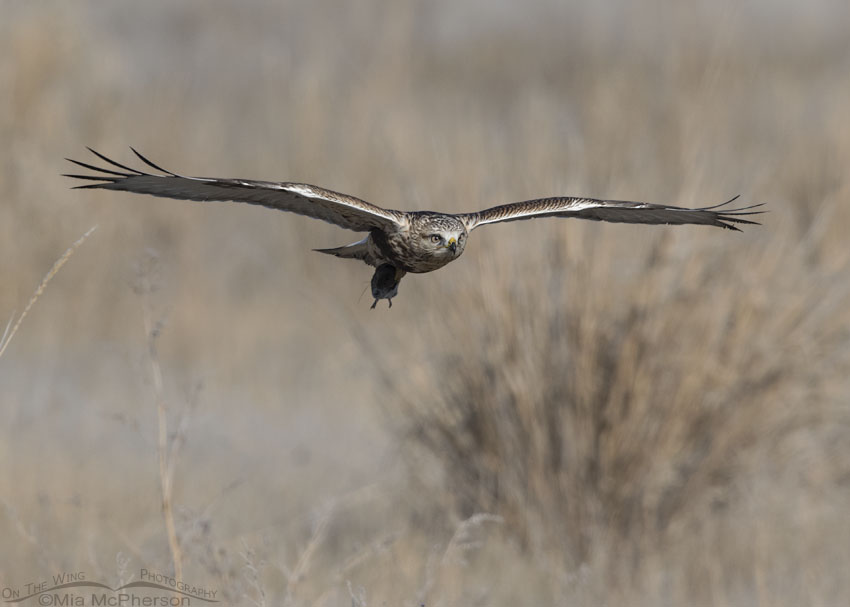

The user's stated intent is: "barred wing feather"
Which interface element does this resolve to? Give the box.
[459,195,764,232]
[64,148,406,233]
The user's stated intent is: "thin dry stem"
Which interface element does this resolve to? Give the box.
[284,500,336,606]
[142,301,183,582]
[0,225,97,359]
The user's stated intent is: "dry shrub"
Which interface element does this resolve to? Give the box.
[375,215,850,598]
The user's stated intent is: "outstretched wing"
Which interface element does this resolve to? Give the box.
[458,195,764,232]
[64,148,407,232]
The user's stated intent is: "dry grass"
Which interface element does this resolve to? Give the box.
[378,217,850,602]
[2,1,850,605]
[0,226,97,359]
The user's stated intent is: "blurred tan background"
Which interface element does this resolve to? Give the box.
[2,1,850,605]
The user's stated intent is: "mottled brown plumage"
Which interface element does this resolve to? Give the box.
[65,148,764,308]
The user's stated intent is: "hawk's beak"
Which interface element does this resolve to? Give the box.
[448,238,457,253]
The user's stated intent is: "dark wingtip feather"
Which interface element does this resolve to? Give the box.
[699,195,741,211]
[720,203,767,214]
[129,146,180,177]
[85,147,145,175]
[699,196,769,215]
[65,157,130,177]
[71,183,113,190]
[717,214,762,231]
[62,173,119,182]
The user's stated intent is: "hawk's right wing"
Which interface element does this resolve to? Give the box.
[65,148,407,233]
[459,195,764,232]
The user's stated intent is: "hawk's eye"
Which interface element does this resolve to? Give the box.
[430,234,442,244]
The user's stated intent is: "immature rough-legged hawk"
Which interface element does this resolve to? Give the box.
[65,148,763,308]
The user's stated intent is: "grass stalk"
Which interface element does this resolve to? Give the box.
[0,225,97,359]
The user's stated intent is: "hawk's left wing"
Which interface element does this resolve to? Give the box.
[64,148,407,233]
[458,195,764,232]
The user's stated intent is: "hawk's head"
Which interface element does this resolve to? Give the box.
[413,214,468,259]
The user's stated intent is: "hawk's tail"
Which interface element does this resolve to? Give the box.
[313,236,371,260]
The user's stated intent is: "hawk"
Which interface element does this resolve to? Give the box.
[65,148,763,308]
